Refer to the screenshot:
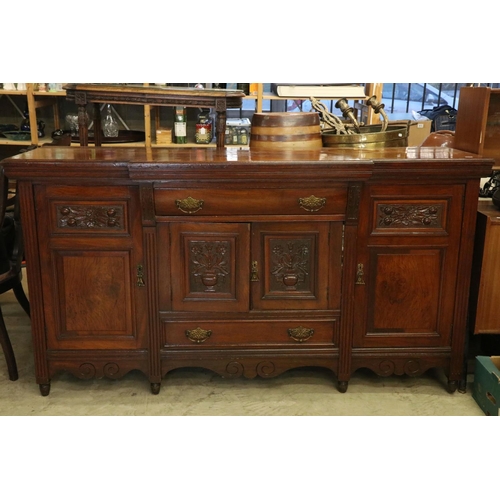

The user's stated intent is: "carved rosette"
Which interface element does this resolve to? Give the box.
[376,359,424,376]
[378,204,441,228]
[256,361,276,377]
[58,205,123,229]
[75,362,125,380]
[225,361,244,377]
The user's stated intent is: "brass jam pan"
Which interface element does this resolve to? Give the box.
[322,122,409,149]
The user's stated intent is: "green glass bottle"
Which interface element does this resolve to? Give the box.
[174,106,187,144]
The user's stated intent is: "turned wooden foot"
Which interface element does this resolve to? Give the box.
[39,383,51,396]
[151,382,161,395]
[447,380,458,394]
[338,381,348,393]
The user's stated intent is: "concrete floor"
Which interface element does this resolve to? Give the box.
[0,277,486,416]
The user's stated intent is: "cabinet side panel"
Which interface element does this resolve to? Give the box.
[475,217,500,333]
[454,86,490,156]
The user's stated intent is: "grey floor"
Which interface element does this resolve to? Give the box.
[0,276,486,416]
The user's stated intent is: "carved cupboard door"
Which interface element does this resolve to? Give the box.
[251,222,342,310]
[168,222,250,312]
[353,184,465,347]
[35,185,148,350]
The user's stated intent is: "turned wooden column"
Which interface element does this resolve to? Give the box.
[215,98,227,148]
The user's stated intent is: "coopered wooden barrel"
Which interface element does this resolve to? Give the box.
[250,112,322,150]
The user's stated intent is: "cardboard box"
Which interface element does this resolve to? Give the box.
[407,119,432,147]
[472,356,500,416]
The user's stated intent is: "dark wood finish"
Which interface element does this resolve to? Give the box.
[469,200,500,334]
[64,84,245,148]
[0,146,492,395]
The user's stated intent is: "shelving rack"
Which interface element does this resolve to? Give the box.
[1,83,381,149]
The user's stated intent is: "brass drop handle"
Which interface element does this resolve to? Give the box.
[136,264,145,287]
[288,326,314,342]
[250,261,259,282]
[186,327,212,343]
[298,195,326,212]
[356,263,365,285]
[175,196,204,214]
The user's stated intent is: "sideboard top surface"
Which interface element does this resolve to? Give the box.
[1,146,493,182]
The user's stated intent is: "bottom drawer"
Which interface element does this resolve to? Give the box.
[162,319,338,348]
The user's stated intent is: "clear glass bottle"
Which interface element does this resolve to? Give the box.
[174,106,187,144]
[103,104,119,138]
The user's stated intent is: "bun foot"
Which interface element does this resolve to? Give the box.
[338,381,348,393]
[447,380,458,394]
[458,379,467,394]
[39,383,50,396]
[151,382,161,395]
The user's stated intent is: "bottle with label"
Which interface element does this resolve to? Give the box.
[174,106,187,144]
[195,109,213,144]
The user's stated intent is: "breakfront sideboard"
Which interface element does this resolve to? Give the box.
[1,146,492,395]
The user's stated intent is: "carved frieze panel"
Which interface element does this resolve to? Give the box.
[377,204,442,228]
[372,200,448,235]
[56,203,124,230]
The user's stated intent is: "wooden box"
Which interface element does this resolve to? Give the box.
[156,127,172,145]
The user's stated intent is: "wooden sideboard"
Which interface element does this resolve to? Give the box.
[1,146,492,395]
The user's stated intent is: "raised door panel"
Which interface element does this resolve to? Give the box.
[168,222,250,312]
[353,246,456,347]
[251,222,341,311]
[45,249,147,349]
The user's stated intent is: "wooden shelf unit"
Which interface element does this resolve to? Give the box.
[1,83,382,149]
[0,84,66,147]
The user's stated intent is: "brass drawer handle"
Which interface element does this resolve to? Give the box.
[186,327,212,343]
[176,196,204,214]
[298,195,326,212]
[288,326,314,342]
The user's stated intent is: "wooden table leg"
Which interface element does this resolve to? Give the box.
[93,103,102,147]
[75,91,88,147]
[77,104,88,146]
[215,99,227,148]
